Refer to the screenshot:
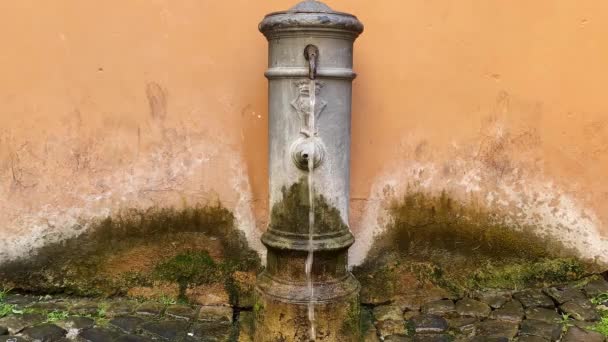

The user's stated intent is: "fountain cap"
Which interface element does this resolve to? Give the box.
[259,0,364,38]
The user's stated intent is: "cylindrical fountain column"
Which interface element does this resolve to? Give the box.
[255,1,364,341]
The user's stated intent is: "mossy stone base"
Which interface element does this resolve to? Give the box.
[254,275,360,341]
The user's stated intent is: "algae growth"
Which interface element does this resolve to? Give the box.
[0,204,261,303]
[354,190,595,299]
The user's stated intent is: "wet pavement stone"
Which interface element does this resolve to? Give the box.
[473,320,519,339]
[584,278,608,298]
[142,320,188,341]
[79,327,121,342]
[70,301,99,316]
[109,316,145,334]
[383,336,411,342]
[106,301,136,317]
[562,326,605,342]
[446,316,477,335]
[455,298,491,318]
[184,322,233,342]
[519,319,562,341]
[0,313,45,335]
[421,300,455,316]
[469,337,509,342]
[135,303,164,317]
[543,286,587,305]
[376,320,406,338]
[514,289,555,309]
[474,290,512,309]
[524,307,561,324]
[114,334,153,342]
[165,305,198,321]
[22,324,67,342]
[0,336,27,342]
[198,306,232,323]
[489,300,524,323]
[409,314,448,334]
[560,299,600,321]
[0,326,7,335]
[516,336,547,342]
[412,334,450,342]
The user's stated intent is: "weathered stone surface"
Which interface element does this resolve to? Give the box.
[513,290,555,309]
[142,321,188,341]
[237,311,254,342]
[22,324,67,342]
[446,317,476,337]
[469,337,508,342]
[29,302,69,312]
[474,290,511,309]
[412,334,450,342]
[198,306,233,323]
[584,279,608,298]
[79,328,121,342]
[455,298,491,318]
[114,335,153,342]
[109,316,144,334]
[3,295,37,307]
[0,313,44,334]
[409,314,448,334]
[516,336,547,342]
[165,305,197,321]
[383,336,411,342]
[392,288,452,312]
[184,322,232,342]
[519,319,562,341]
[524,307,561,324]
[473,320,519,339]
[185,284,230,306]
[135,303,164,317]
[69,301,99,316]
[560,300,600,321]
[489,300,524,323]
[0,336,27,342]
[562,326,605,342]
[58,316,95,331]
[0,326,7,335]
[421,300,455,316]
[373,305,404,322]
[543,286,587,305]
[376,320,406,338]
[106,301,135,317]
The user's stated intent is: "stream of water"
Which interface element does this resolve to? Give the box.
[305,79,317,341]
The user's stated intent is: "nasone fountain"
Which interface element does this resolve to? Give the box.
[254,1,364,341]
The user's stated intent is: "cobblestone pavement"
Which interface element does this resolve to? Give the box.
[1,276,608,341]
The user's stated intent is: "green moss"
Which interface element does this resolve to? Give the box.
[154,251,220,299]
[592,316,608,337]
[270,177,347,235]
[0,204,261,297]
[355,191,594,297]
[45,310,69,322]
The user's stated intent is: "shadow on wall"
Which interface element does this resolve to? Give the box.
[0,204,261,307]
[353,190,603,304]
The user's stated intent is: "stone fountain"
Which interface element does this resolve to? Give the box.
[255,1,364,341]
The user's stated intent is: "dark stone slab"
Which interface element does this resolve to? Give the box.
[455,298,491,318]
[0,336,27,342]
[165,305,197,321]
[184,322,233,342]
[560,300,600,321]
[514,289,555,309]
[412,334,450,342]
[22,323,67,342]
[584,279,608,298]
[543,286,587,305]
[142,321,188,341]
[3,295,37,307]
[516,336,548,342]
[0,326,7,335]
[421,300,455,316]
[67,317,96,330]
[70,301,99,316]
[562,326,605,342]
[198,306,232,323]
[519,319,562,341]
[469,337,508,342]
[473,320,519,339]
[0,313,45,334]
[489,300,524,323]
[383,336,411,342]
[446,316,477,336]
[79,328,120,342]
[109,316,144,334]
[474,290,512,309]
[409,314,448,334]
[524,307,561,324]
[106,302,135,317]
[114,335,153,342]
[135,303,164,317]
[29,302,69,312]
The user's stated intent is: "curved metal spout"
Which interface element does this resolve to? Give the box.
[304,45,319,80]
